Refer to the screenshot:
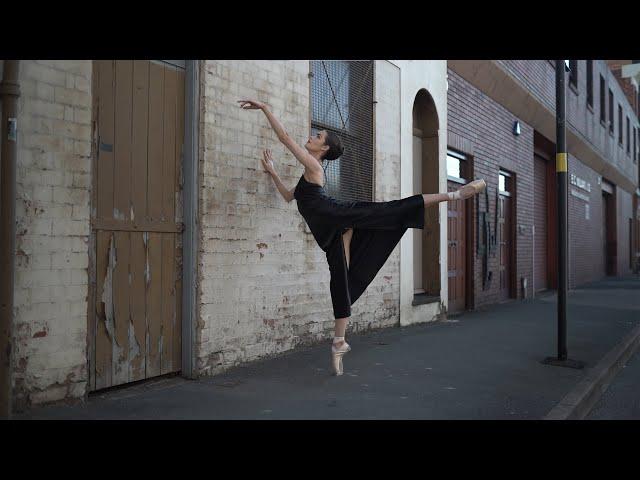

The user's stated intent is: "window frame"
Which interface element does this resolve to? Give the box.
[626,116,630,155]
[600,74,606,125]
[568,60,578,93]
[309,60,375,202]
[498,169,513,197]
[586,60,594,110]
[618,104,623,145]
[446,148,468,185]
[609,89,614,136]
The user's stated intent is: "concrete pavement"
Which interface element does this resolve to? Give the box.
[16,276,640,420]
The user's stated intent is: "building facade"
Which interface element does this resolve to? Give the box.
[446,60,639,313]
[0,60,447,413]
[2,59,638,415]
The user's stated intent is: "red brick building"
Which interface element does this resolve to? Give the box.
[446,60,640,313]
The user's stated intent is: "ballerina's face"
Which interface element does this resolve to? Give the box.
[305,130,330,156]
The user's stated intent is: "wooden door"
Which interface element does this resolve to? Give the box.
[533,155,548,291]
[602,189,617,276]
[90,60,185,391]
[498,193,512,301]
[447,180,466,313]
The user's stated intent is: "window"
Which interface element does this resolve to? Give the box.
[626,116,630,154]
[446,149,467,182]
[618,104,623,145]
[499,170,513,195]
[600,75,606,123]
[310,60,374,202]
[586,60,593,108]
[609,89,614,134]
[569,60,578,89]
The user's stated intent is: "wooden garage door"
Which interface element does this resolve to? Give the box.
[90,60,185,391]
[533,155,548,291]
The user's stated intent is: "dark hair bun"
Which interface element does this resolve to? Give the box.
[324,131,344,161]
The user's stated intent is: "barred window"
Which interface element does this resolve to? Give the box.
[619,104,623,145]
[609,89,614,134]
[600,75,606,123]
[586,60,593,108]
[569,60,578,89]
[310,60,375,202]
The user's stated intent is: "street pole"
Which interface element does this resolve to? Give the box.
[542,60,585,370]
[557,59,568,361]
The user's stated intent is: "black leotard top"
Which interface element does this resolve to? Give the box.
[293,173,425,253]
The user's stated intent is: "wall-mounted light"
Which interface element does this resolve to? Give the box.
[513,120,521,136]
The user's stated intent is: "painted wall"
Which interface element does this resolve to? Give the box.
[12,60,92,411]
[391,60,448,325]
[196,60,420,376]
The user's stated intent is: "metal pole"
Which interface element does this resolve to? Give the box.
[0,60,20,418]
[556,60,568,361]
[542,61,584,370]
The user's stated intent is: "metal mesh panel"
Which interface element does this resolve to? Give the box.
[310,60,374,202]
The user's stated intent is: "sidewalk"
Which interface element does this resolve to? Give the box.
[586,345,640,419]
[16,276,640,420]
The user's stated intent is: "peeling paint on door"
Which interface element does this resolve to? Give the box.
[101,234,116,342]
[91,60,184,391]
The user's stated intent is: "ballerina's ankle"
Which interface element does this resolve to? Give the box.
[447,191,461,200]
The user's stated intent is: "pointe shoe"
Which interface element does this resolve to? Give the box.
[459,179,486,200]
[331,341,351,376]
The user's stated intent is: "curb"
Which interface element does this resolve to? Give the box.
[544,323,640,420]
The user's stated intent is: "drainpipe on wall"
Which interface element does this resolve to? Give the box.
[0,60,20,419]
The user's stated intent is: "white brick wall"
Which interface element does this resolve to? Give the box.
[195,60,405,377]
[13,60,92,410]
[10,59,432,407]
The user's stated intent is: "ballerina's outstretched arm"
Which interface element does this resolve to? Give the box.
[238,99,323,175]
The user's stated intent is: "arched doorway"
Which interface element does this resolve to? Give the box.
[412,89,440,299]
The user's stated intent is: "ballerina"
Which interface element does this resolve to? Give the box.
[239,99,486,375]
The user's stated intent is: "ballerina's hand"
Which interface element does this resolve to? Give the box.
[261,149,275,175]
[238,99,266,110]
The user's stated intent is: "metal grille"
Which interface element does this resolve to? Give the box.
[310,60,374,202]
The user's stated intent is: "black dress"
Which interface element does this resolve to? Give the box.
[293,173,425,319]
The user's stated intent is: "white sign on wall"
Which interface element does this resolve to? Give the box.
[570,173,591,192]
[585,203,590,220]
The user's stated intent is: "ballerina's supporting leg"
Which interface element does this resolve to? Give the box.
[325,229,354,376]
[334,228,353,348]
[328,181,487,375]
[331,228,354,374]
